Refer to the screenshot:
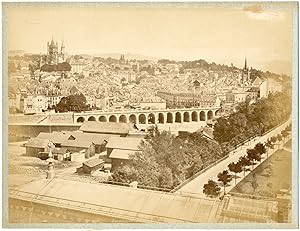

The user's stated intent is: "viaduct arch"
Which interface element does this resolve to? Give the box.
[74,107,220,125]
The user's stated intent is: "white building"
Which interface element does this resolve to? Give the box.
[71,62,86,74]
[85,95,96,108]
[24,95,48,114]
[47,94,64,108]
[259,78,283,98]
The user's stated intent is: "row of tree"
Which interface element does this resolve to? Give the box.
[112,126,226,189]
[213,92,291,151]
[203,125,291,198]
[40,62,72,72]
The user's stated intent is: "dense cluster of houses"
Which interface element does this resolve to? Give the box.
[24,121,145,174]
[9,49,283,117]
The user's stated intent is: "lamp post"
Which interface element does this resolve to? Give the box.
[46,142,55,179]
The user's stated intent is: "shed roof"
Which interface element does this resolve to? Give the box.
[25,138,49,149]
[79,121,135,134]
[109,149,137,160]
[70,132,110,145]
[36,132,73,144]
[13,178,223,223]
[52,147,70,154]
[62,140,95,148]
[83,158,105,168]
[106,137,142,151]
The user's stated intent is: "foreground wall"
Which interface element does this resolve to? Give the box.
[8,124,81,138]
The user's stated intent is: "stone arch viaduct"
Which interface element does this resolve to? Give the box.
[74,107,221,125]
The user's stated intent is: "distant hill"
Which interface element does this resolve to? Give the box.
[93,52,159,61]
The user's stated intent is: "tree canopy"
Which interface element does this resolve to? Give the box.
[228,162,242,185]
[213,92,291,149]
[112,126,225,189]
[203,180,221,198]
[55,93,90,112]
[40,62,72,72]
[217,170,232,194]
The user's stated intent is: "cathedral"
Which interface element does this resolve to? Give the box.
[40,38,66,65]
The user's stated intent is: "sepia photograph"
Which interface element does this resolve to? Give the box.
[2,1,298,228]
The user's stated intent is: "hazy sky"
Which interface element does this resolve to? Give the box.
[5,3,296,75]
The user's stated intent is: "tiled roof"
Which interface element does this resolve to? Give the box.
[67,132,111,145]
[36,132,71,144]
[62,140,94,148]
[106,137,142,150]
[83,158,104,168]
[25,138,50,149]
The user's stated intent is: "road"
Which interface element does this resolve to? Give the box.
[176,118,291,196]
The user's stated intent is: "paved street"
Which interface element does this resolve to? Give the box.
[176,118,291,196]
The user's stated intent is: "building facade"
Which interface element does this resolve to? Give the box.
[260,78,283,98]
[157,91,221,109]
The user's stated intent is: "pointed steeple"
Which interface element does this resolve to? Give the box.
[50,35,55,45]
[244,57,247,70]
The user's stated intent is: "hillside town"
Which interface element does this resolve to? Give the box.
[8,39,285,117]
[8,38,293,224]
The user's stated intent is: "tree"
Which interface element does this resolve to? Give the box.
[57,62,72,71]
[265,139,273,157]
[254,142,266,157]
[203,180,221,198]
[271,136,277,144]
[213,92,291,150]
[281,130,288,141]
[217,170,232,194]
[238,156,251,176]
[40,62,71,72]
[228,162,242,185]
[277,134,283,146]
[55,94,89,112]
[112,128,225,189]
[247,148,259,168]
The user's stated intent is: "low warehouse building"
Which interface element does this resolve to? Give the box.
[66,132,109,154]
[79,121,138,137]
[52,147,71,161]
[25,138,50,157]
[70,150,86,162]
[36,131,75,147]
[77,158,105,175]
[106,137,143,170]
[61,140,96,159]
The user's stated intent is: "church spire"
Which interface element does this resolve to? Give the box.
[244,57,247,70]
